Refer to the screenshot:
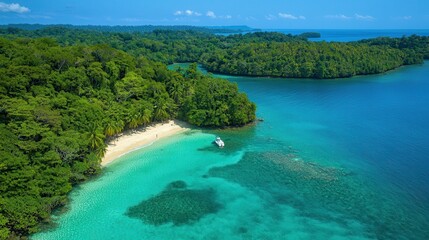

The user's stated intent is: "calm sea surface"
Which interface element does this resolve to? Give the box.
[226,29,429,42]
[33,35,429,239]
[277,29,429,42]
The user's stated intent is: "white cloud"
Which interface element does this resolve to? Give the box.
[355,14,374,20]
[402,16,412,20]
[206,11,216,18]
[204,11,231,19]
[326,13,376,21]
[325,14,352,20]
[174,9,201,17]
[265,14,276,20]
[0,2,30,13]
[278,13,305,20]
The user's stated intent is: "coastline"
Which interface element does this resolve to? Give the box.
[101,120,191,167]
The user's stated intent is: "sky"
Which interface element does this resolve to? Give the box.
[0,0,428,29]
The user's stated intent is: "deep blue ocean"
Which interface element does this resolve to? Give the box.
[33,31,429,239]
[220,63,429,237]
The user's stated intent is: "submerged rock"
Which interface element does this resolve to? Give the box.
[166,180,187,189]
[126,181,221,226]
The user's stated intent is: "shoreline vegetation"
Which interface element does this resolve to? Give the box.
[0,35,255,239]
[102,120,190,166]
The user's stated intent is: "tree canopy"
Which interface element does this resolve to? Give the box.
[2,27,427,79]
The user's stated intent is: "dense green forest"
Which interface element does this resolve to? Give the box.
[0,27,307,64]
[1,26,427,79]
[0,24,259,34]
[201,41,408,78]
[359,35,429,60]
[0,37,255,238]
[198,34,427,78]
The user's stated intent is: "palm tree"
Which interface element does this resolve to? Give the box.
[168,81,183,103]
[127,113,140,129]
[153,100,169,121]
[128,116,139,129]
[139,109,152,126]
[95,142,108,158]
[114,120,125,135]
[185,85,195,97]
[104,121,116,137]
[85,123,105,150]
[149,84,163,98]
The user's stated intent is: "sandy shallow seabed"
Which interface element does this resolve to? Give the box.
[101,120,191,166]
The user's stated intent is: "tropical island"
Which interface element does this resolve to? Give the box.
[0,25,429,238]
[298,32,321,38]
[1,25,428,79]
[0,36,255,238]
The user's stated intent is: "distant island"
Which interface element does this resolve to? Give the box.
[0,24,260,34]
[299,32,321,38]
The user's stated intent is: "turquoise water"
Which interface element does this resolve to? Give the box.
[34,62,429,239]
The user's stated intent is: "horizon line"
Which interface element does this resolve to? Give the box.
[1,23,429,30]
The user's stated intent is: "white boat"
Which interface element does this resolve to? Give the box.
[214,137,225,148]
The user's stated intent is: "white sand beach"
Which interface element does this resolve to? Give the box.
[101,120,190,166]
